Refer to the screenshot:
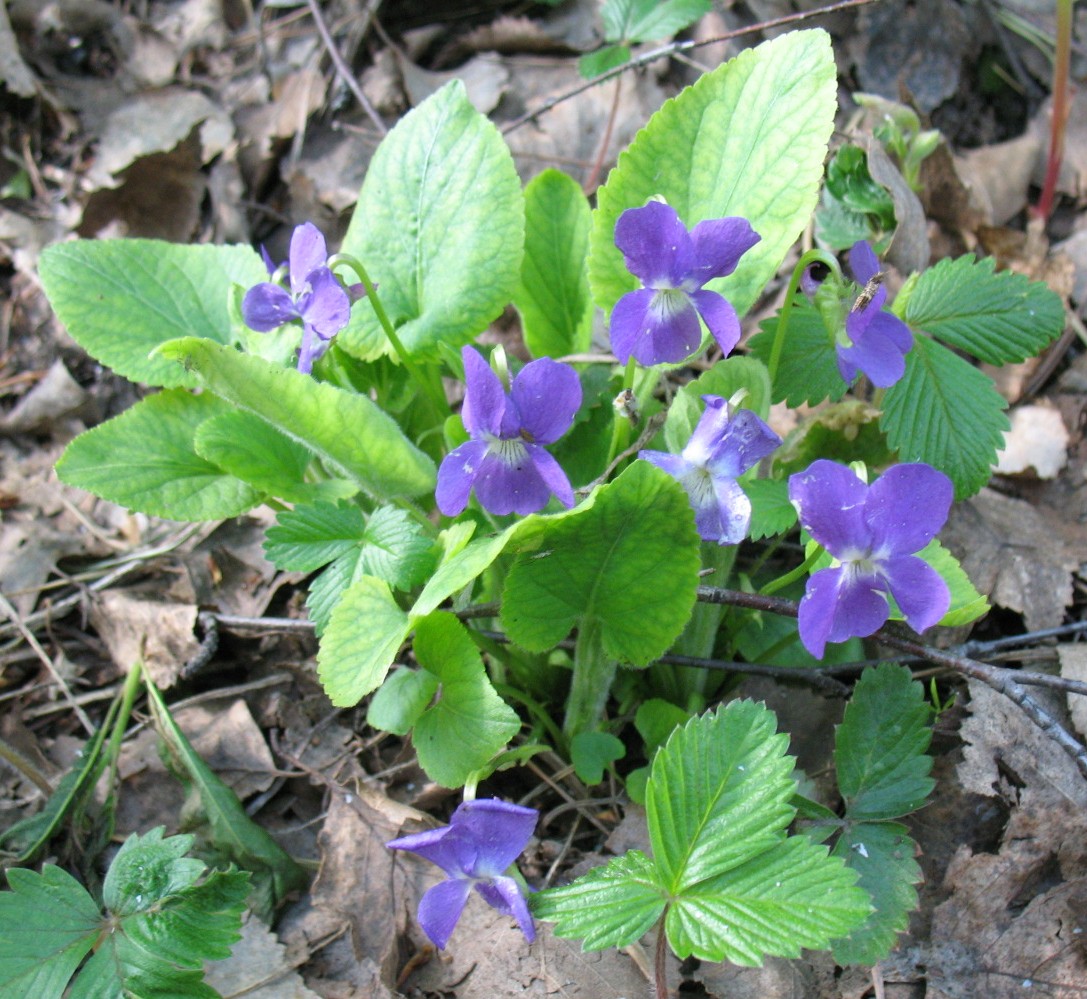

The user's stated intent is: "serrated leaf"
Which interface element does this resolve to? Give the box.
[747,299,849,406]
[144,683,306,920]
[666,836,870,964]
[530,851,666,950]
[743,478,797,541]
[39,241,265,389]
[513,169,593,358]
[317,575,411,706]
[571,731,626,785]
[648,700,795,892]
[157,337,436,500]
[501,462,700,665]
[902,255,1065,364]
[194,410,357,505]
[103,828,204,916]
[880,334,1008,499]
[590,30,836,322]
[366,666,438,735]
[412,524,515,617]
[410,612,520,787]
[339,81,523,361]
[831,822,922,966]
[921,539,989,626]
[56,390,261,521]
[835,664,934,820]
[0,865,100,999]
[264,501,368,572]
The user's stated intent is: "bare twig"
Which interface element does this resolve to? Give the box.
[501,0,876,136]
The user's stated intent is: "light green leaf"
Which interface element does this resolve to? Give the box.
[880,334,1009,499]
[501,462,700,665]
[666,836,870,964]
[410,612,521,787]
[530,851,666,950]
[578,44,631,78]
[317,575,411,706]
[513,169,593,358]
[590,30,837,321]
[264,501,368,572]
[412,523,515,618]
[902,255,1065,364]
[38,240,265,388]
[647,700,795,893]
[366,666,438,736]
[195,410,355,504]
[919,539,988,627]
[339,80,524,361]
[601,0,711,42]
[831,823,922,966]
[157,337,436,500]
[0,865,100,999]
[835,664,934,820]
[663,356,773,453]
[144,683,306,920]
[747,300,849,406]
[571,731,626,785]
[743,478,797,542]
[55,391,261,521]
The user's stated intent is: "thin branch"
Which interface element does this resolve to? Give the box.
[501,0,876,136]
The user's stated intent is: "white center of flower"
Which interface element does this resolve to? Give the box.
[650,287,690,319]
[487,435,529,469]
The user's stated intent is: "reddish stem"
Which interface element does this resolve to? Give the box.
[654,917,670,999]
[1033,0,1074,221]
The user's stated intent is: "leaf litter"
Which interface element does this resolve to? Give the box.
[2,0,1087,996]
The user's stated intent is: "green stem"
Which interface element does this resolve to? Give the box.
[760,543,825,597]
[1034,0,1073,221]
[563,617,616,739]
[605,357,638,468]
[329,254,449,415]
[767,249,842,386]
[104,660,144,782]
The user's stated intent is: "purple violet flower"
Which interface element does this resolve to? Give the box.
[242,222,353,374]
[640,395,781,545]
[610,201,760,367]
[806,241,913,388]
[787,460,953,659]
[436,346,582,517]
[387,798,538,950]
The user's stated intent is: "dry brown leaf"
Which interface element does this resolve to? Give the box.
[202,911,322,999]
[867,138,929,274]
[1057,645,1087,738]
[0,0,37,97]
[398,52,510,114]
[994,403,1070,479]
[0,360,87,435]
[955,132,1042,228]
[89,589,200,687]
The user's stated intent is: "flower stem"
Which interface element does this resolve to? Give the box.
[563,617,615,738]
[605,357,638,468]
[329,254,449,415]
[760,543,825,596]
[654,914,669,999]
[1033,0,1073,222]
[767,249,842,386]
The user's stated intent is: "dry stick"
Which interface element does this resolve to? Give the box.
[501,0,876,136]
[698,586,1087,781]
[305,0,387,135]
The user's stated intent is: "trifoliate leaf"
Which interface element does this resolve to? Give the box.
[513,169,593,358]
[530,851,666,950]
[340,81,523,361]
[590,30,837,321]
[410,612,521,788]
[743,478,798,542]
[501,462,700,666]
[835,664,934,820]
[902,255,1065,365]
[56,391,262,521]
[666,836,871,964]
[265,501,368,572]
[648,700,795,893]
[39,241,265,389]
[880,334,1009,499]
[831,822,923,966]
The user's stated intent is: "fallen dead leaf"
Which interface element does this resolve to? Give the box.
[0,360,87,435]
[203,910,322,999]
[1057,645,1087,738]
[994,403,1070,479]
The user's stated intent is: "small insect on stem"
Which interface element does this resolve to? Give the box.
[851,271,885,313]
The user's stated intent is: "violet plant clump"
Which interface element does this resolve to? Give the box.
[37,25,1070,996]
[387,799,538,950]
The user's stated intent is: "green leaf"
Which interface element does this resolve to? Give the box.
[317,575,410,706]
[144,684,306,920]
[831,822,923,966]
[647,700,795,893]
[366,666,438,735]
[743,478,797,542]
[590,30,836,321]
[578,44,631,78]
[663,355,773,453]
[339,80,524,361]
[666,836,870,963]
[194,410,355,504]
[39,240,265,389]
[0,865,100,999]
[747,300,849,406]
[264,501,368,572]
[601,0,711,42]
[835,664,934,820]
[571,731,626,785]
[410,612,521,787]
[635,698,691,753]
[501,462,700,665]
[880,334,1008,499]
[412,523,517,618]
[902,255,1065,364]
[920,539,988,627]
[156,337,436,500]
[56,391,261,520]
[530,851,666,950]
[513,169,593,358]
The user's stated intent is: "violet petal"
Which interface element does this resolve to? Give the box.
[288,222,329,296]
[524,444,575,509]
[472,446,554,516]
[637,294,702,365]
[883,554,951,633]
[609,288,655,364]
[689,289,741,357]
[475,876,536,943]
[848,240,881,284]
[864,463,952,556]
[614,201,694,287]
[689,217,760,284]
[705,474,752,545]
[436,439,489,516]
[511,358,582,445]
[417,878,473,950]
[242,283,300,332]
[450,800,538,875]
[788,460,871,558]
[301,268,351,338]
[460,347,507,438]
